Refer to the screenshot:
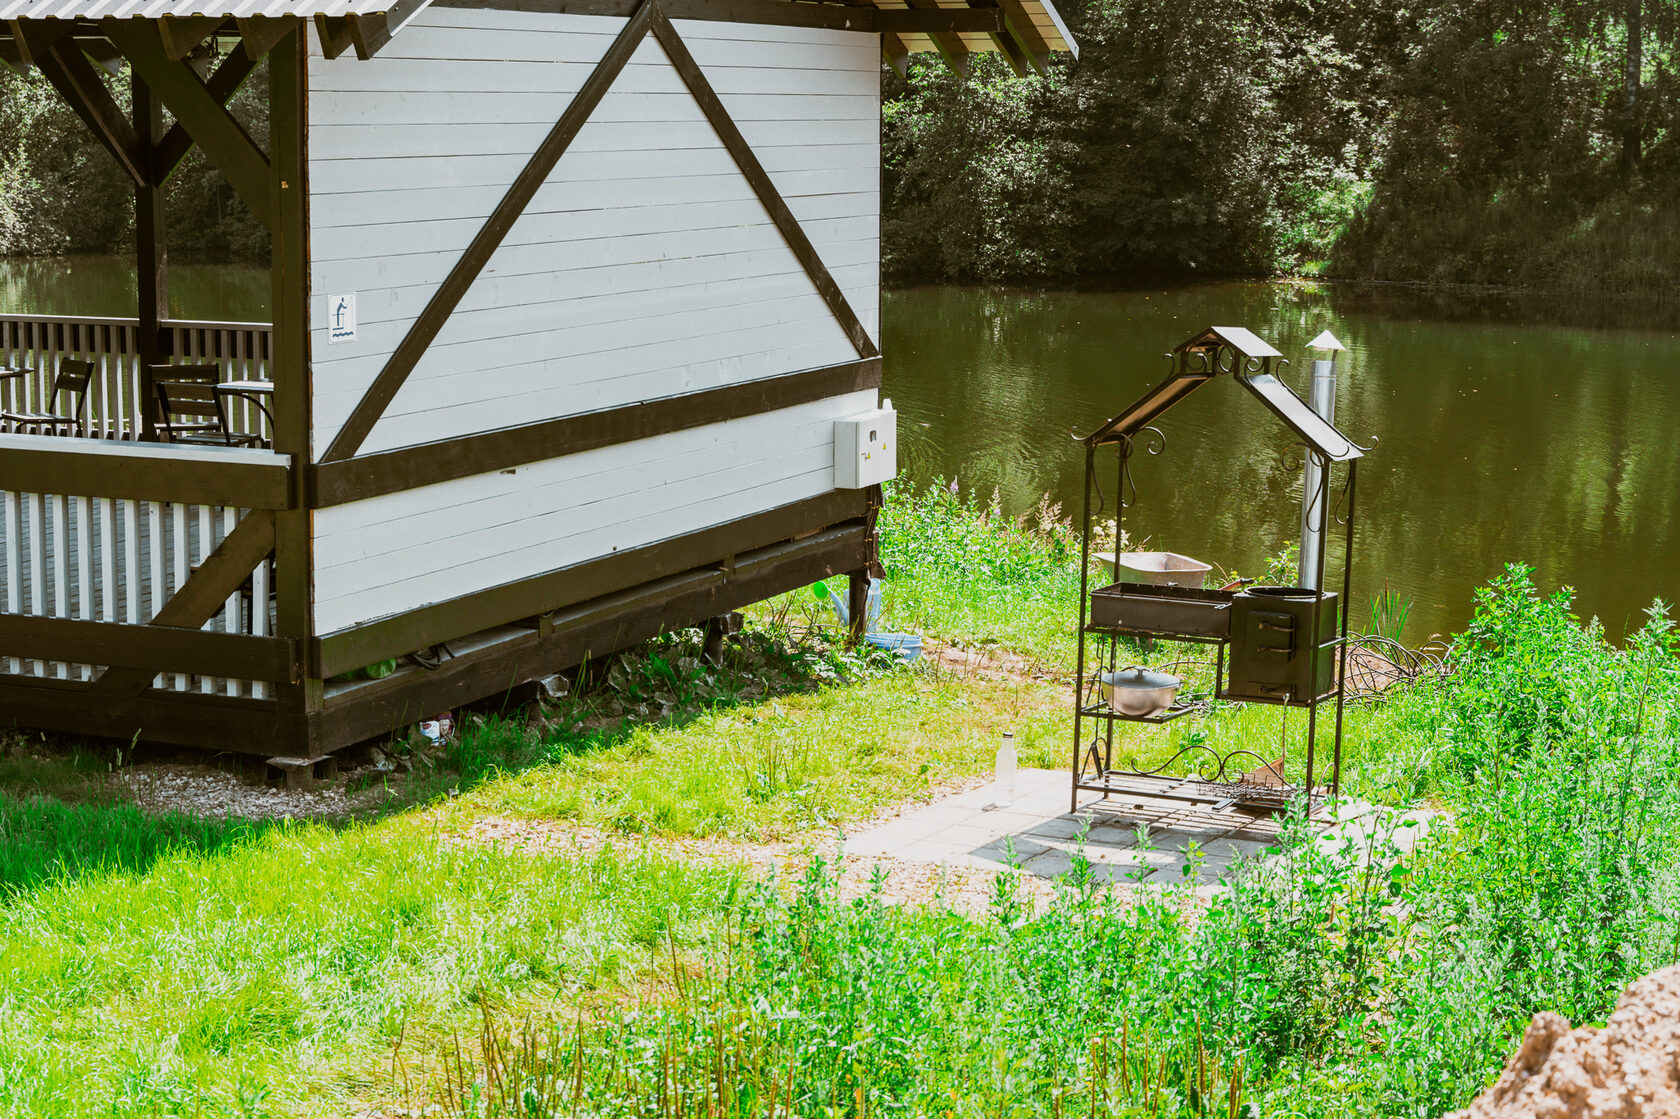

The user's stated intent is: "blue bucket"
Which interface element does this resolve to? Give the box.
[865,631,923,662]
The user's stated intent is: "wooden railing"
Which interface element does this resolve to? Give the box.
[0,314,273,442]
[0,437,292,699]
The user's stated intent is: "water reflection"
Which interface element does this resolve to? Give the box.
[0,255,269,321]
[883,282,1680,641]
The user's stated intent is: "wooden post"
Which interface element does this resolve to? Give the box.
[268,22,319,750]
[133,70,167,441]
[847,569,869,647]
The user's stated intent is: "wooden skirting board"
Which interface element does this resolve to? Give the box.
[311,521,869,753]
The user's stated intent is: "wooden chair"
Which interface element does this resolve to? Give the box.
[0,358,94,436]
[147,363,222,440]
[154,380,264,447]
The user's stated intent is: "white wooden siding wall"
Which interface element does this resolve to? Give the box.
[313,390,875,635]
[308,12,880,456]
[307,12,882,637]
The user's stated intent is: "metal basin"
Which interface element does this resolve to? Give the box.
[1100,667,1184,717]
[1118,551,1212,586]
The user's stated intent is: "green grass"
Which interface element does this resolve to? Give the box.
[873,478,1084,668]
[448,669,1068,842]
[0,813,743,1118]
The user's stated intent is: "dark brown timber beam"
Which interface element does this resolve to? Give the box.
[432,0,1002,34]
[881,30,910,77]
[312,15,356,59]
[992,0,1051,71]
[0,441,291,507]
[104,19,274,230]
[969,0,1032,77]
[901,0,970,76]
[653,11,879,359]
[18,23,147,187]
[237,16,298,59]
[320,0,662,463]
[0,616,293,681]
[873,7,1004,33]
[315,524,868,751]
[91,509,281,697]
[157,16,225,61]
[316,487,869,676]
[346,13,393,59]
[435,0,873,30]
[312,357,880,507]
[156,41,259,181]
[0,676,303,755]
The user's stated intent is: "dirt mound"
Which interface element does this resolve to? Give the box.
[1450,965,1680,1119]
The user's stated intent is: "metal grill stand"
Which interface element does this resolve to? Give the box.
[1071,327,1367,816]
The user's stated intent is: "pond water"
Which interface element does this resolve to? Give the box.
[4,256,1672,641]
[0,255,269,322]
[883,283,1680,642]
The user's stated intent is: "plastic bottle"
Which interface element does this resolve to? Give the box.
[993,731,1017,807]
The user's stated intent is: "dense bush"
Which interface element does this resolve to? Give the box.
[883,0,1680,296]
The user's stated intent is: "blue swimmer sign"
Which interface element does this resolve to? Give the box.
[328,292,357,344]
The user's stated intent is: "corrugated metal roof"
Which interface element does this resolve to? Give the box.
[0,0,1074,56]
[0,0,396,16]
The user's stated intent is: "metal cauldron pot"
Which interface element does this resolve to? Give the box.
[1099,667,1184,717]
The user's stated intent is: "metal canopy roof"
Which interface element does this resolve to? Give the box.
[0,0,1077,58]
[0,0,399,15]
[1087,325,1363,462]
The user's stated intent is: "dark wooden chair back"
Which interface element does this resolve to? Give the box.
[45,359,94,428]
[149,363,221,386]
[155,379,245,446]
[50,360,95,421]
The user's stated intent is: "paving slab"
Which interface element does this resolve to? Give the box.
[847,769,1440,889]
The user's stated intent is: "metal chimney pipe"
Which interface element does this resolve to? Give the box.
[1299,331,1345,590]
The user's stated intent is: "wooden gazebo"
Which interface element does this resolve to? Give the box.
[0,0,1075,758]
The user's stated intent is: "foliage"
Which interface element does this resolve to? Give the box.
[0,50,269,262]
[1330,0,1680,299]
[449,666,1068,843]
[883,0,1407,283]
[883,0,1680,296]
[873,477,1084,666]
[0,813,743,1118]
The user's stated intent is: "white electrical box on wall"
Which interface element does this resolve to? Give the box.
[834,400,897,489]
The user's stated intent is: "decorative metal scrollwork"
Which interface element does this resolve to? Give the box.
[1116,425,1166,511]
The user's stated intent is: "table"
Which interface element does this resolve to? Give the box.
[0,366,35,427]
[214,379,275,432]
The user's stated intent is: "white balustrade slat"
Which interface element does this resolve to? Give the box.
[27,492,45,676]
[75,495,92,681]
[171,502,188,692]
[194,503,213,694]
[3,490,18,674]
[147,500,165,690]
[124,499,141,626]
[51,493,69,679]
[99,497,116,624]
[251,537,269,701]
